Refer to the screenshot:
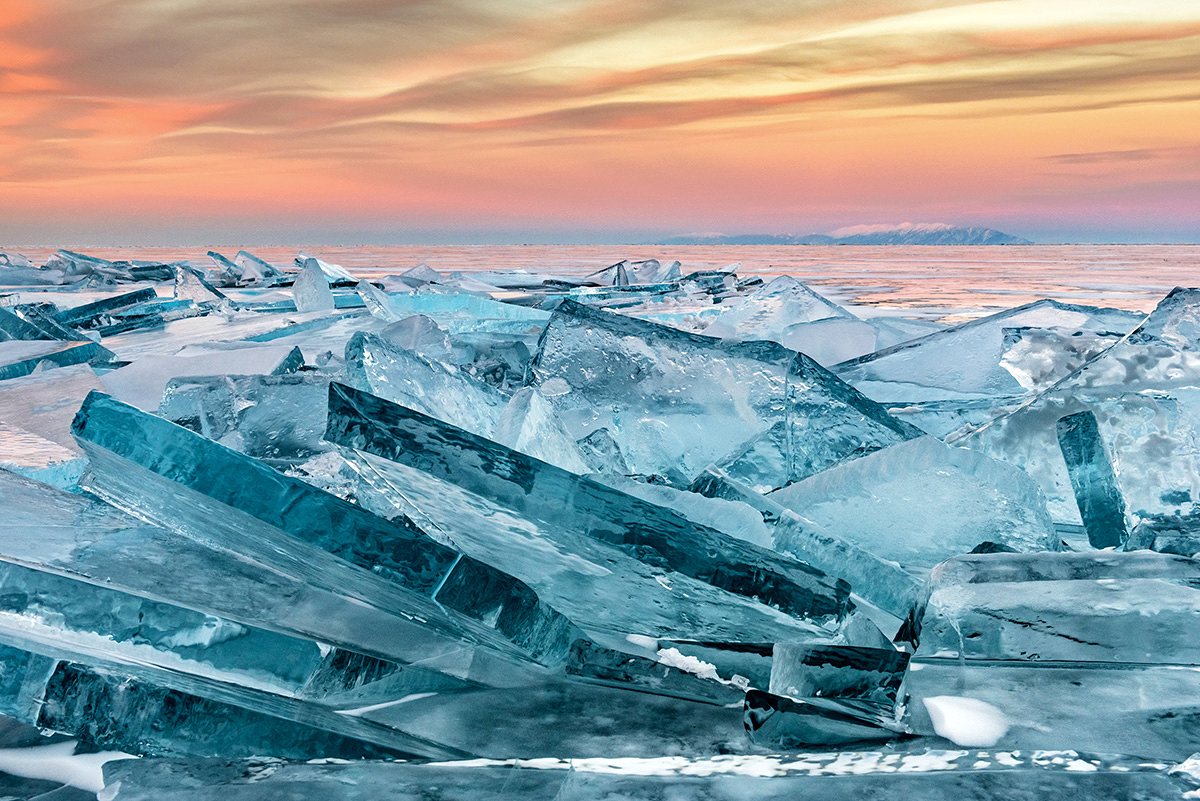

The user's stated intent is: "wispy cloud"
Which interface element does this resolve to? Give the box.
[1,0,1198,240]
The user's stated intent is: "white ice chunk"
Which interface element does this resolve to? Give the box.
[923,696,1010,747]
[0,740,134,794]
[293,261,335,312]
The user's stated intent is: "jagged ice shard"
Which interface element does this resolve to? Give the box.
[959,287,1200,526]
[0,254,1197,796]
[531,299,920,489]
[71,391,583,670]
[325,381,852,627]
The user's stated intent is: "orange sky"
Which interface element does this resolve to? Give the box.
[1,0,1198,243]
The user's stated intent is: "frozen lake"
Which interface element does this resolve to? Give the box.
[10,244,1198,322]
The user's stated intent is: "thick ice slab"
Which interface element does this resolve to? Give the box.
[905,551,1200,758]
[328,384,851,652]
[53,288,158,329]
[0,643,412,760]
[206,250,286,287]
[72,391,583,668]
[344,331,507,438]
[700,277,878,363]
[99,307,347,361]
[100,750,1191,800]
[292,261,334,312]
[0,305,85,342]
[745,643,911,748]
[744,690,908,748]
[767,436,1059,568]
[0,421,84,487]
[1056,410,1129,548]
[326,382,850,624]
[359,289,550,335]
[0,340,114,381]
[159,372,333,464]
[836,300,1142,403]
[531,299,918,486]
[294,253,356,284]
[586,258,682,286]
[0,468,534,690]
[691,467,923,617]
[494,386,591,473]
[957,287,1200,524]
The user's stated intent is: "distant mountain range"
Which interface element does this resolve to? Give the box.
[656,223,1032,246]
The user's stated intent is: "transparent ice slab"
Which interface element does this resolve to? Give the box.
[531,299,918,486]
[336,422,847,651]
[0,643,415,760]
[160,372,334,464]
[0,468,538,689]
[955,288,1200,525]
[53,288,158,329]
[769,644,909,707]
[586,258,682,286]
[493,387,591,473]
[291,262,334,312]
[998,326,1125,392]
[0,340,115,381]
[358,289,550,335]
[344,331,508,438]
[0,305,84,342]
[835,299,1143,403]
[102,308,351,361]
[905,551,1200,758]
[0,421,84,488]
[72,391,583,668]
[1056,410,1129,548]
[745,690,908,748]
[325,381,852,627]
[767,436,1060,568]
[172,267,228,306]
[690,467,923,617]
[701,277,879,363]
[0,364,102,450]
[206,250,285,287]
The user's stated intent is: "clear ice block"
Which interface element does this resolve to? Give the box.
[767,436,1060,568]
[1056,410,1129,548]
[905,550,1200,758]
[72,391,583,668]
[531,299,918,487]
[956,287,1200,524]
[291,261,335,312]
[0,340,115,381]
[325,381,852,626]
[836,300,1142,403]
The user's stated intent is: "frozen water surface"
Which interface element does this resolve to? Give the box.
[0,244,1196,798]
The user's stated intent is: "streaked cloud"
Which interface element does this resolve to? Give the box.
[0,0,1197,241]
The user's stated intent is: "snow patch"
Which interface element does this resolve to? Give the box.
[923,695,1010,747]
[0,740,134,794]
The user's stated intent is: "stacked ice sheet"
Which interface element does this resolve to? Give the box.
[0,247,1194,798]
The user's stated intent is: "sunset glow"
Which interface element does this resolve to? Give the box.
[1,0,1197,243]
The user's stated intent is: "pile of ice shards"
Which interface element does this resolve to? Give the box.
[0,248,1196,799]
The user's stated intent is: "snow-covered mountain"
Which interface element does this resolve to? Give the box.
[657,223,1031,245]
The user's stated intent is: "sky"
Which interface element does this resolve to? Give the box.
[1,0,1198,245]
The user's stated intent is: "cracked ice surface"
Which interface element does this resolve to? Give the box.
[0,247,1195,798]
